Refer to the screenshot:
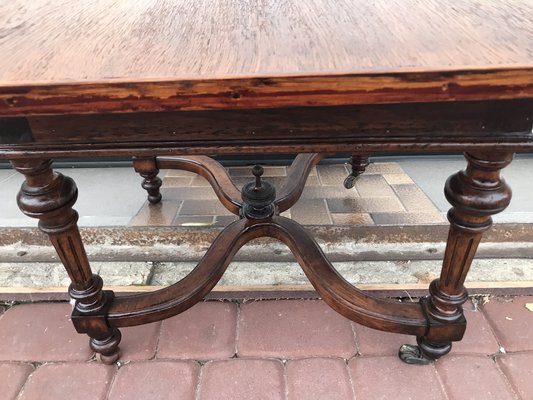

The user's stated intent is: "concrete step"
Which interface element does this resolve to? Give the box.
[1,224,532,301]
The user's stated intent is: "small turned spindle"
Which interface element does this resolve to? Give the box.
[241,165,276,219]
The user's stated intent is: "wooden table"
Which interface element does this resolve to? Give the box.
[1,0,532,366]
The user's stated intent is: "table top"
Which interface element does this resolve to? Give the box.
[0,0,532,115]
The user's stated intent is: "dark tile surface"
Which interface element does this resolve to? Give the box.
[290,198,331,225]
[179,199,232,216]
[327,197,405,213]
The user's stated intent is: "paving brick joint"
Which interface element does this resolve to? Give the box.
[0,297,531,399]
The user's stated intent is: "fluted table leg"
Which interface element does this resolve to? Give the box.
[400,151,513,364]
[11,159,121,364]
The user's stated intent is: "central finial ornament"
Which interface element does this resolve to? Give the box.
[241,165,276,219]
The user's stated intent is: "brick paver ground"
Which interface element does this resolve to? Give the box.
[0,296,531,399]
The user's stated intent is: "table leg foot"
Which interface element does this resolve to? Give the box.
[90,328,122,365]
[398,151,513,364]
[399,337,452,365]
[398,345,434,365]
[344,154,369,189]
[12,158,122,364]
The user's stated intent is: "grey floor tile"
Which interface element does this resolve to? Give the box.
[0,167,146,227]
[397,155,533,214]
[354,175,396,197]
[330,213,374,225]
[290,199,331,225]
[327,197,405,213]
[129,201,182,226]
[179,200,232,216]
[317,165,349,186]
[0,169,16,184]
[371,211,446,225]
[0,171,25,221]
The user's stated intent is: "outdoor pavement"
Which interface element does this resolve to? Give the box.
[0,297,532,399]
[1,155,533,228]
[0,156,532,399]
[2,155,533,291]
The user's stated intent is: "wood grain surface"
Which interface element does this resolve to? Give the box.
[1,0,532,82]
[0,1,532,114]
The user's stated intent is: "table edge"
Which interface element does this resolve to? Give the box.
[1,65,532,116]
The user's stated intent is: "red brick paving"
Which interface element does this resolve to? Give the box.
[0,303,92,362]
[435,355,517,399]
[350,356,446,400]
[238,300,356,359]
[452,303,501,355]
[497,353,533,400]
[286,358,353,400]
[352,323,415,356]
[108,361,199,400]
[158,302,237,360]
[199,359,285,400]
[0,363,33,400]
[482,296,533,352]
[119,322,161,361]
[0,297,531,399]
[18,363,114,400]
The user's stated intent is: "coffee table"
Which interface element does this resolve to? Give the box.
[1,0,532,365]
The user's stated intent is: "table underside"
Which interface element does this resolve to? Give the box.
[1,98,533,158]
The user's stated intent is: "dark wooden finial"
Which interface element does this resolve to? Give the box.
[252,164,264,189]
[241,164,276,219]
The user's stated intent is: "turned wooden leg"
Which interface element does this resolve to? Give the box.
[133,156,162,204]
[400,151,513,364]
[344,154,369,189]
[11,159,121,364]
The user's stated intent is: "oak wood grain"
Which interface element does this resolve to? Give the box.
[1,0,532,82]
[0,1,532,114]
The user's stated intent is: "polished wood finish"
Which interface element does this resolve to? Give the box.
[2,0,532,84]
[1,0,532,369]
[1,68,532,116]
[1,0,533,115]
[421,152,513,354]
[133,157,162,204]
[2,99,533,159]
[10,159,121,363]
